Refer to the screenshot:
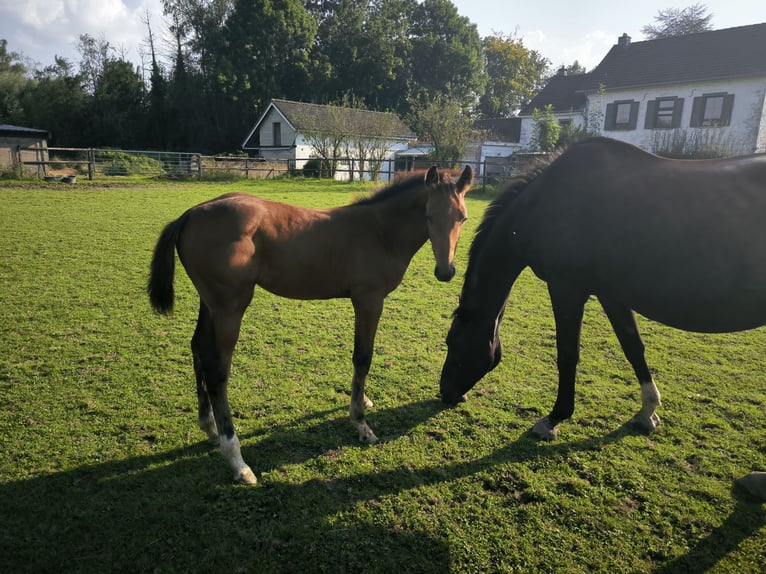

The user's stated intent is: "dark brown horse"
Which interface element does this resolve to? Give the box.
[149,166,472,484]
[439,138,766,498]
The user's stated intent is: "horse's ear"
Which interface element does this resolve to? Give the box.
[458,165,473,194]
[425,166,439,186]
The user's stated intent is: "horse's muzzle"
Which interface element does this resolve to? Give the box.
[434,264,456,282]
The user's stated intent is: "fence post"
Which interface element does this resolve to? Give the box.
[196,154,202,179]
[87,148,94,181]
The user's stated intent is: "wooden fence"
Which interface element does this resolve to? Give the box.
[18,146,533,187]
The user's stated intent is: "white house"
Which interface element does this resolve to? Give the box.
[241,99,416,181]
[519,23,766,156]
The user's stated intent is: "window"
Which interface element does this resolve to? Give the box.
[645,97,683,129]
[272,122,282,147]
[690,93,735,127]
[604,100,639,131]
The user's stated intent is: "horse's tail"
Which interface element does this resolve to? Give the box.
[148,215,186,315]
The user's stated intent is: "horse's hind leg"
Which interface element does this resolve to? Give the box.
[598,297,661,433]
[349,294,384,444]
[197,302,257,485]
[192,303,219,444]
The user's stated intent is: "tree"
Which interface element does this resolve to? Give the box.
[564,60,587,75]
[408,93,473,166]
[479,33,549,118]
[0,39,29,124]
[641,3,713,39]
[530,104,560,152]
[90,59,146,147]
[20,57,88,146]
[409,0,485,107]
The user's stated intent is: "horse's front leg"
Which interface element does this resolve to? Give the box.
[533,283,588,440]
[350,293,384,444]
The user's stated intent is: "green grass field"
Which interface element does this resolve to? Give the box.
[0,178,764,573]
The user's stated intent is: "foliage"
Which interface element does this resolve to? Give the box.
[530,104,560,152]
[479,33,550,118]
[0,39,27,123]
[641,2,713,39]
[407,92,473,166]
[0,180,764,572]
[100,151,166,175]
[408,0,485,104]
[650,127,736,158]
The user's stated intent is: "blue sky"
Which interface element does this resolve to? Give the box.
[1,0,765,72]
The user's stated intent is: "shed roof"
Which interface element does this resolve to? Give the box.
[0,124,49,137]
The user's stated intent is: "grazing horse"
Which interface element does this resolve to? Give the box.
[149,166,473,484]
[439,137,766,499]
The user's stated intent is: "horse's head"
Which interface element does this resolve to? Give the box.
[440,306,504,405]
[425,165,472,282]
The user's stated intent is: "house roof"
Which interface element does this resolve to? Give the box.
[242,99,416,149]
[519,73,590,115]
[474,118,522,142]
[583,23,766,92]
[520,22,766,116]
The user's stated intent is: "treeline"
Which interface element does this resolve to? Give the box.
[0,0,556,154]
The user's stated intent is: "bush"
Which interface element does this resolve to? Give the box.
[100,151,165,176]
[651,128,735,159]
[302,158,332,178]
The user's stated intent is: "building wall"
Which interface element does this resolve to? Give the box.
[0,135,48,171]
[258,108,297,148]
[519,77,766,155]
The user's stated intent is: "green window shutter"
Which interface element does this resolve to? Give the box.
[628,102,639,130]
[690,96,704,127]
[645,100,658,129]
[604,103,616,130]
[671,98,684,128]
[720,94,735,126]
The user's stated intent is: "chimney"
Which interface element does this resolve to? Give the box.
[557,65,567,76]
[617,33,631,48]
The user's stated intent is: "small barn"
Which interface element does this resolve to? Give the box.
[242,99,416,181]
[0,124,49,176]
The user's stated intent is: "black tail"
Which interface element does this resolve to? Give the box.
[148,216,185,315]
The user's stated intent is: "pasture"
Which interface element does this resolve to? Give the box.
[0,178,764,573]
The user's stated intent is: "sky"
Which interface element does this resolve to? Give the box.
[1,0,765,74]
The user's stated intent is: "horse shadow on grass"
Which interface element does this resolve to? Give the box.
[1,400,763,572]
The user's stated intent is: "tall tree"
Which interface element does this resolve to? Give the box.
[222,0,316,109]
[20,58,88,146]
[0,39,28,124]
[641,3,713,39]
[408,0,485,107]
[479,33,549,118]
[90,59,146,147]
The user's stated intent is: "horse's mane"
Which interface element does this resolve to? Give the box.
[352,172,430,207]
[454,148,564,319]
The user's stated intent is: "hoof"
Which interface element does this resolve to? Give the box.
[532,417,559,441]
[440,392,467,406]
[630,412,661,434]
[234,467,258,485]
[358,425,379,445]
[735,471,766,500]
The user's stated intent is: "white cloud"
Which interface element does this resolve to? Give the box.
[1,0,66,29]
